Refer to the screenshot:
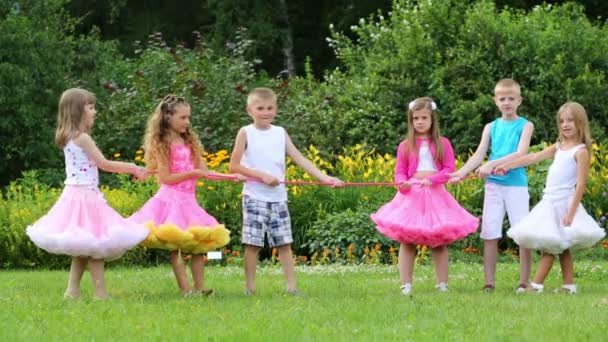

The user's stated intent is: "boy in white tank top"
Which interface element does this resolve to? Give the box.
[229,88,343,296]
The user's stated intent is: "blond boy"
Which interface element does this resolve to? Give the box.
[229,88,342,295]
[450,79,534,293]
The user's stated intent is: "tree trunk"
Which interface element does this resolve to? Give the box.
[277,0,296,77]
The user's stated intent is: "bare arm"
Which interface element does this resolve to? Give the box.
[494,143,557,174]
[228,128,279,185]
[199,153,245,181]
[481,121,535,170]
[74,133,144,177]
[564,148,590,226]
[451,123,491,178]
[285,132,342,185]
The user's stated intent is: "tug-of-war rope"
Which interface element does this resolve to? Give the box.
[194,173,478,186]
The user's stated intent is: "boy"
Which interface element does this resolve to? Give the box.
[229,87,343,295]
[449,79,534,293]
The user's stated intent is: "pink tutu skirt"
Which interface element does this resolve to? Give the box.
[26,186,149,260]
[371,184,479,247]
[128,185,230,253]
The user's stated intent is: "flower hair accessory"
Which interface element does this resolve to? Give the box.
[409,100,437,111]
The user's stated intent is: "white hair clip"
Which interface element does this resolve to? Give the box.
[409,100,437,111]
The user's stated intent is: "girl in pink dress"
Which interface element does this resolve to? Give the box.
[371,97,479,295]
[129,95,242,296]
[27,88,149,300]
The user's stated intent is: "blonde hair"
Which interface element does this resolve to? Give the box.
[55,88,96,148]
[494,78,521,95]
[404,97,444,163]
[247,87,277,106]
[143,95,204,171]
[556,102,592,153]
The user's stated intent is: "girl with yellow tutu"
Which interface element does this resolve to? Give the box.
[130,95,243,296]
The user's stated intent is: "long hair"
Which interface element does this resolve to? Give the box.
[556,101,592,154]
[404,97,444,163]
[54,88,95,148]
[143,95,204,171]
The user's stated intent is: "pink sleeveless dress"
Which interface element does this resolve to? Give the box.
[26,140,148,260]
[129,144,230,253]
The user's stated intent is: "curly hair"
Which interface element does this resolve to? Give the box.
[143,95,204,171]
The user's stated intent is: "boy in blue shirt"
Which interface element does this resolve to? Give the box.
[450,79,534,293]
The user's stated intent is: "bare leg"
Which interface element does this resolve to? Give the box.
[399,243,417,284]
[518,246,532,285]
[191,254,205,291]
[170,251,190,295]
[432,245,449,284]
[278,244,297,291]
[559,250,574,285]
[244,244,261,292]
[483,239,499,286]
[88,258,108,299]
[65,256,87,298]
[533,253,555,284]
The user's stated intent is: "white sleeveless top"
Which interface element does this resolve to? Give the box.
[64,140,99,187]
[416,141,438,172]
[543,143,585,200]
[242,124,287,202]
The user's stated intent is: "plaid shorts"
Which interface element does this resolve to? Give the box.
[242,195,293,248]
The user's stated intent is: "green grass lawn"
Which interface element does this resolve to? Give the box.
[1,260,608,341]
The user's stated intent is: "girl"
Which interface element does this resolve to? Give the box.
[26,88,149,300]
[496,102,605,294]
[129,95,241,296]
[371,97,479,295]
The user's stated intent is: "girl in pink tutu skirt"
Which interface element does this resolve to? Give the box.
[27,88,149,300]
[371,97,479,295]
[496,102,605,294]
[129,95,243,296]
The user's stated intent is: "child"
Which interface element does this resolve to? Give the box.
[371,97,479,295]
[449,79,534,293]
[496,102,605,294]
[229,87,343,296]
[26,88,149,300]
[129,95,240,296]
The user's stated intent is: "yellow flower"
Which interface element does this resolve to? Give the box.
[136,150,144,155]
[592,143,599,151]
[114,153,121,158]
[135,156,142,161]
[207,186,215,190]
[197,181,204,187]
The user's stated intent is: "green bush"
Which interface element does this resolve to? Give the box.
[278,1,608,155]
[91,29,264,159]
[302,206,395,256]
[0,0,120,186]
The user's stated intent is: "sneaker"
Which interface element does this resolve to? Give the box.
[63,292,80,300]
[482,284,495,293]
[186,289,214,297]
[287,289,301,296]
[527,282,544,293]
[435,282,448,292]
[515,283,528,294]
[244,288,256,296]
[554,284,576,294]
[400,283,412,296]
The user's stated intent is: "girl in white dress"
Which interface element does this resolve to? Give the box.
[495,102,605,294]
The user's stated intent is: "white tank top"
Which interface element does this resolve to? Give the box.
[416,141,437,172]
[543,143,585,200]
[242,124,287,202]
[64,140,99,187]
